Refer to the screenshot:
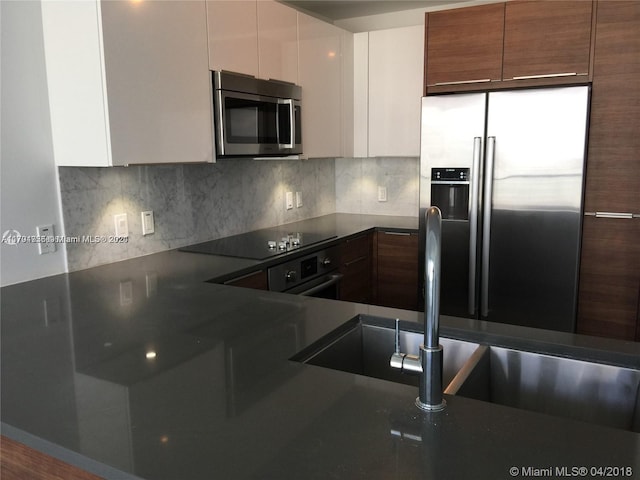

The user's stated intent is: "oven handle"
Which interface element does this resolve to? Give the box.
[298,274,343,297]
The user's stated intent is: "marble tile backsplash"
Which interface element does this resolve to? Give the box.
[59,158,335,271]
[335,157,419,217]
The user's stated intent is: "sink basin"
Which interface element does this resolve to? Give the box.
[451,345,640,432]
[291,315,480,388]
[292,314,640,432]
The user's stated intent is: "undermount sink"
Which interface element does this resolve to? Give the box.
[449,345,640,433]
[291,315,480,388]
[292,314,640,433]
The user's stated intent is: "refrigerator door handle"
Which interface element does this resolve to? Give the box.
[481,136,496,318]
[468,137,482,315]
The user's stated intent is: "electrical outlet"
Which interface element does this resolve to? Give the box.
[141,211,155,235]
[377,186,388,202]
[285,191,294,210]
[296,191,303,208]
[36,224,56,254]
[114,214,128,238]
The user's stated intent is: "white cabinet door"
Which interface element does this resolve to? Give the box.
[257,0,298,83]
[206,0,258,77]
[298,13,343,158]
[41,0,111,167]
[102,0,213,165]
[42,0,213,166]
[368,25,424,157]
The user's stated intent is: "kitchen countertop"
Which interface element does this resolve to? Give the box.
[1,213,639,479]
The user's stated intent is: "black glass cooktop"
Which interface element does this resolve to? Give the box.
[180,229,337,260]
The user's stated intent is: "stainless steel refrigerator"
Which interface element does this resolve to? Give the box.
[419,86,590,332]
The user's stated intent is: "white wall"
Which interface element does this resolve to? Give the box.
[1,1,67,286]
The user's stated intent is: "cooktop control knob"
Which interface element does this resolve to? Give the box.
[267,241,277,249]
[278,241,287,250]
[285,270,297,282]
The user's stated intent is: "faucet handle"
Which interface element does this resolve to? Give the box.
[390,318,405,369]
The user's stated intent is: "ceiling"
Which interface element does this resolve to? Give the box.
[281,0,471,22]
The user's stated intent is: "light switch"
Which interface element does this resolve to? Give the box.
[378,186,388,202]
[285,191,294,210]
[296,191,303,208]
[36,224,56,254]
[114,214,129,238]
[141,211,155,235]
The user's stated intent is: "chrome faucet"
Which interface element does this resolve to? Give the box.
[390,206,445,412]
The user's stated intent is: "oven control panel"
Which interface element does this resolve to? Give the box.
[268,246,339,293]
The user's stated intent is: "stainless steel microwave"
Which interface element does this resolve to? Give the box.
[212,71,302,158]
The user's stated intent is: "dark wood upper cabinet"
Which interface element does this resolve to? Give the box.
[502,1,594,81]
[425,3,505,87]
[425,1,595,93]
[583,0,640,214]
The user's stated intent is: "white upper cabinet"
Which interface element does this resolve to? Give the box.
[207,1,259,76]
[298,13,344,158]
[257,0,298,84]
[207,0,297,84]
[363,25,424,157]
[41,0,213,166]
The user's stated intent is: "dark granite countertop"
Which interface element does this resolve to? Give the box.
[1,214,639,479]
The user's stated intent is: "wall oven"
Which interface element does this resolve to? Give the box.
[213,70,302,158]
[268,247,342,299]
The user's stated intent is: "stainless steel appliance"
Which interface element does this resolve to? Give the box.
[213,70,302,158]
[180,229,336,261]
[268,246,342,298]
[419,86,590,332]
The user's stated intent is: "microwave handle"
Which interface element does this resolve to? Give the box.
[278,99,295,149]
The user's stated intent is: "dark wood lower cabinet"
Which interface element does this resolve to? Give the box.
[339,234,372,303]
[373,231,419,311]
[0,436,103,480]
[577,217,640,341]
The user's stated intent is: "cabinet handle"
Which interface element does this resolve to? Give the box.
[510,72,581,80]
[344,256,367,268]
[585,212,635,219]
[433,78,491,86]
[382,231,412,236]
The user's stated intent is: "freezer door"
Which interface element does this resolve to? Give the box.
[483,86,589,331]
[419,93,485,317]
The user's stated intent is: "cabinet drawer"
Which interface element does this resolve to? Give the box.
[339,234,372,303]
[340,234,371,264]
